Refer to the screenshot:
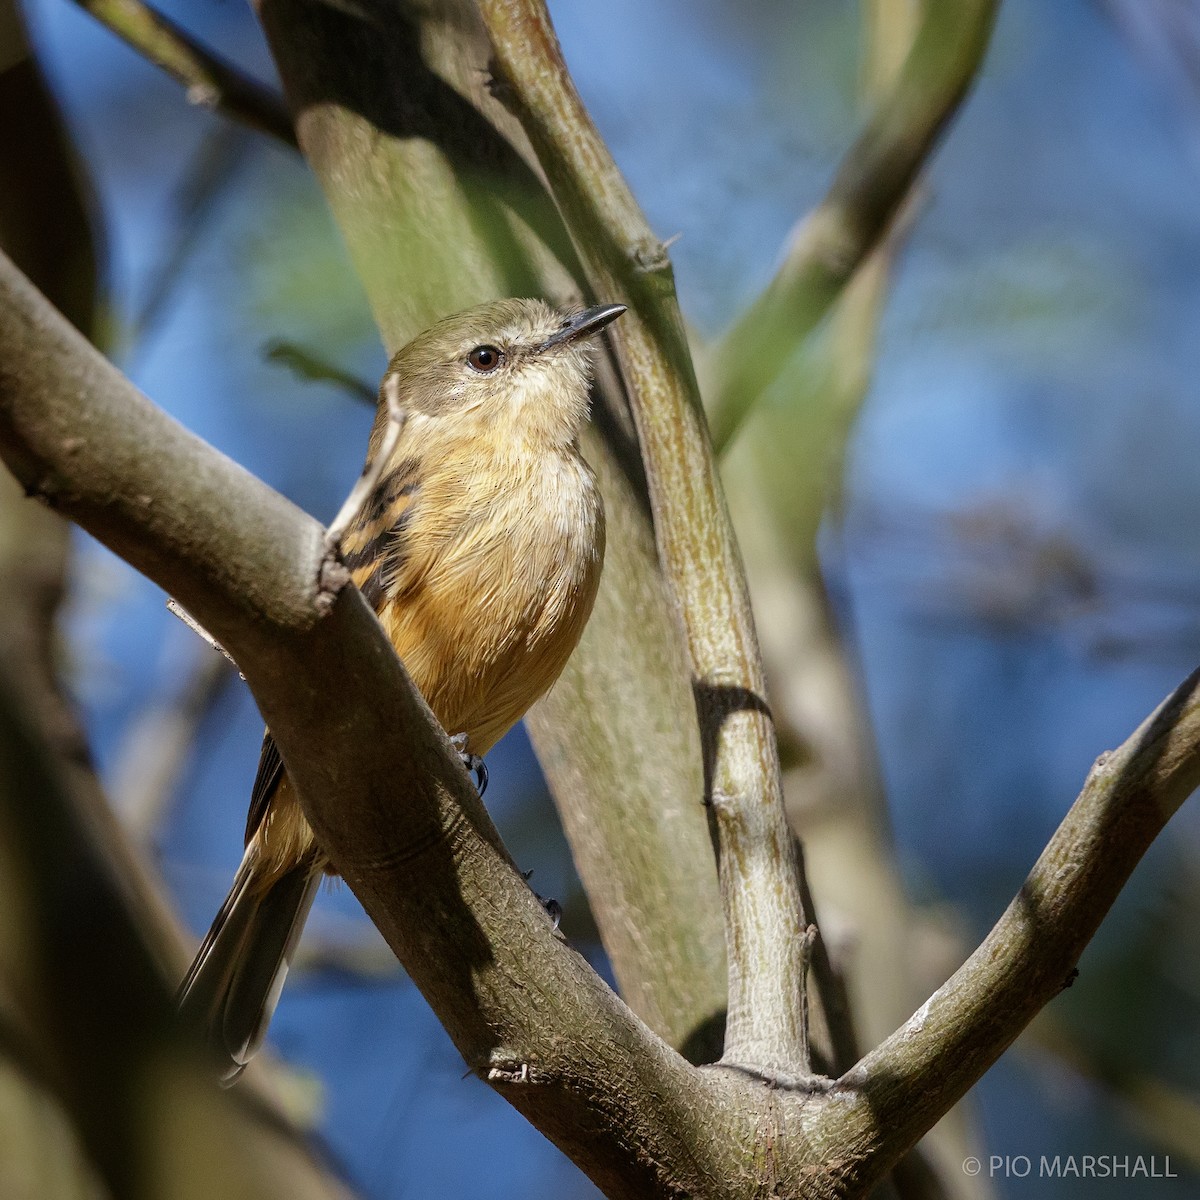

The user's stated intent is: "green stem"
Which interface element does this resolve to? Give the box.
[708,0,999,453]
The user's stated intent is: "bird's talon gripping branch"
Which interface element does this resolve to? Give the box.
[450,732,488,796]
[520,868,562,927]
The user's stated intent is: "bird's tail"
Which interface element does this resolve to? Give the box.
[178,846,319,1084]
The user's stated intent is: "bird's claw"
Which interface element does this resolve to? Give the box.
[521,869,561,929]
[450,733,488,796]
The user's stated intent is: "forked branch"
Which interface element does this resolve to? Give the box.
[3,219,1199,1198]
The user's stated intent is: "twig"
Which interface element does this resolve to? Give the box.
[69,0,297,148]
[166,596,241,673]
[478,0,813,1079]
[707,0,999,452]
[324,374,404,551]
[793,838,860,1076]
[262,339,377,406]
[129,124,253,352]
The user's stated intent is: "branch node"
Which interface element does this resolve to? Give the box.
[23,477,57,505]
[316,556,350,614]
[707,788,735,814]
[800,923,818,957]
[631,239,670,275]
[482,59,513,105]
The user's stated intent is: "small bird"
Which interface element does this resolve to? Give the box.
[178,298,624,1081]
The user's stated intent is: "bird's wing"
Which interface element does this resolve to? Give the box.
[338,453,424,609]
[242,455,426,842]
[243,730,284,846]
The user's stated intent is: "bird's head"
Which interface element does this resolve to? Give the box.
[380,298,625,447]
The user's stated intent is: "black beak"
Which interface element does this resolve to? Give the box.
[536,304,626,352]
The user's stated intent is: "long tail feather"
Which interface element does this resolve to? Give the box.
[178,847,319,1084]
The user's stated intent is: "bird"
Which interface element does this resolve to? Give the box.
[178,297,625,1082]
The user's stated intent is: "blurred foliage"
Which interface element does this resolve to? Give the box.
[233,154,380,360]
[898,235,1134,354]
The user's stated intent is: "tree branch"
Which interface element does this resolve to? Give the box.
[477,0,813,1079]
[69,0,296,147]
[0,248,741,1197]
[707,0,999,452]
[835,667,1200,1189]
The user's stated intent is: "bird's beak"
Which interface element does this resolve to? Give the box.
[536,304,627,352]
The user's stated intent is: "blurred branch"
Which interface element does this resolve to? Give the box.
[0,37,359,1194]
[1027,1015,1200,1172]
[254,0,727,1064]
[844,667,1200,1175]
[68,0,297,147]
[109,645,236,844]
[0,666,356,1200]
[0,0,190,996]
[129,123,255,352]
[262,339,376,405]
[707,0,999,452]
[479,0,814,1079]
[0,42,98,337]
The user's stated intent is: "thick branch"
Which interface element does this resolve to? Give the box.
[478,0,813,1079]
[833,667,1200,1189]
[707,0,999,452]
[69,0,296,147]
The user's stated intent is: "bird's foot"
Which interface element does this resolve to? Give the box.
[450,733,488,796]
[522,869,562,929]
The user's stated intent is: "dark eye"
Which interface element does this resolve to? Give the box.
[467,344,503,373]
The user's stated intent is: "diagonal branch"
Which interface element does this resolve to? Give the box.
[477,0,814,1079]
[707,0,999,453]
[69,0,297,147]
[834,667,1200,1186]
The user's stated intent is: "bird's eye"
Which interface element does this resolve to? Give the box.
[467,345,503,373]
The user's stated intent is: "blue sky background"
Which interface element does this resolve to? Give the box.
[19,0,1200,1195]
